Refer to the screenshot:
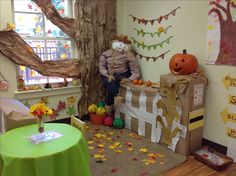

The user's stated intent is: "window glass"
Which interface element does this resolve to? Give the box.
[14,0,74,86]
[45,19,67,38]
[15,13,44,37]
[14,0,41,13]
[47,40,72,60]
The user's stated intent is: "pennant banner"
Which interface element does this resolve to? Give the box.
[134,25,172,38]
[131,36,173,50]
[129,7,181,25]
[134,50,171,62]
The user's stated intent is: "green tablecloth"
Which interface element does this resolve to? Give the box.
[0,123,91,176]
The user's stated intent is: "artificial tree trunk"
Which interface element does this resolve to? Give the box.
[209,0,236,65]
[0,0,116,117]
[74,0,116,115]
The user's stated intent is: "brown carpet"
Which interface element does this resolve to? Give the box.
[87,124,186,176]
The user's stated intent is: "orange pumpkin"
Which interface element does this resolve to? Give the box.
[146,80,152,86]
[138,79,144,85]
[169,49,198,75]
[132,79,138,85]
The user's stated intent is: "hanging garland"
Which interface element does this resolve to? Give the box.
[129,7,181,25]
[134,25,172,38]
[134,50,171,62]
[131,36,173,50]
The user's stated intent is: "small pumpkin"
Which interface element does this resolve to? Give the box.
[88,104,97,113]
[103,116,113,127]
[138,79,144,85]
[145,80,152,86]
[96,107,107,116]
[97,101,105,108]
[132,79,138,85]
[113,118,124,129]
[169,49,198,75]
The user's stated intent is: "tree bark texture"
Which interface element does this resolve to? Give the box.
[0,0,116,116]
[209,0,236,65]
[74,0,117,116]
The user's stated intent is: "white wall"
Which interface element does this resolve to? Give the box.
[117,0,236,147]
[0,0,17,98]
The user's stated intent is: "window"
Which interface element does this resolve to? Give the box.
[13,0,74,85]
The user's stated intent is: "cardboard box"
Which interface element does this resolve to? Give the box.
[116,74,207,155]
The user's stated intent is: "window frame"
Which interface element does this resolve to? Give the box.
[13,0,75,86]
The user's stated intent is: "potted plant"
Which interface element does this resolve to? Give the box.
[88,104,107,125]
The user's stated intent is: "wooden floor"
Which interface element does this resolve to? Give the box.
[164,157,236,176]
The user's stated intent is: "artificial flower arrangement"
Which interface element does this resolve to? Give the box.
[88,102,107,125]
[30,102,53,133]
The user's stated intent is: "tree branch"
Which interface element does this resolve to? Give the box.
[226,0,233,22]
[0,30,81,78]
[210,1,227,14]
[32,0,76,38]
[209,8,224,22]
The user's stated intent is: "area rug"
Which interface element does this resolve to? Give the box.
[87,124,186,176]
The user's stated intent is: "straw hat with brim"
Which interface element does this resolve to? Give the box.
[113,35,132,45]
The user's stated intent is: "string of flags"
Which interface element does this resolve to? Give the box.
[131,36,173,50]
[129,7,181,25]
[134,50,171,62]
[134,25,172,38]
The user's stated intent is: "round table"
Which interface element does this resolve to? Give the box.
[0,123,91,176]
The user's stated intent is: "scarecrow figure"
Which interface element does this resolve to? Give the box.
[99,35,140,115]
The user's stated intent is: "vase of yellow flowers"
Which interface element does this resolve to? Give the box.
[30,103,53,133]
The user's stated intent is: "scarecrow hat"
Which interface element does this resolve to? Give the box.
[113,34,132,45]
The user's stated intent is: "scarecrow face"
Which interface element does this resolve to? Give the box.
[112,40,128,52]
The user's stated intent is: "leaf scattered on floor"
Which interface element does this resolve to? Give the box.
[111,168,118,173]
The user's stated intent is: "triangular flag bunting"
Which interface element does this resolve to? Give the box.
[147,46,152,50]
[133,50,170,62]
[171,9,177,16]
[164,14,169,20]
[160,54,165,59]
[129,8,180,24]
[166,37,171,44]
[159,42,164,48]
[153,45,158,50]
[141,30,145,37]
[157,16,163,23]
